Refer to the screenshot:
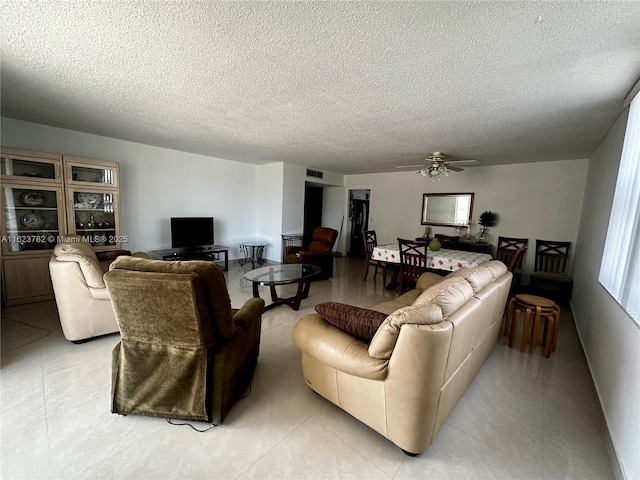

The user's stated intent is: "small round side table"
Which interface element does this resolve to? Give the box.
[239,241,267,269]
[506,294,560,358]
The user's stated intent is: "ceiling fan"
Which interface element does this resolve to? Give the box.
[396,152,478,180]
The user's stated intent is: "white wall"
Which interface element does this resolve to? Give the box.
[1,118,261,257]
[321,186,346,254]
[345,159,588,281]
[281,162,345,242]
[572,109,640,480]
[282,163,306,235]
[256,162,285,261]
[1,118,347,261]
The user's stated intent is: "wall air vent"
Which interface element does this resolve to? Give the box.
[306,169,324,179]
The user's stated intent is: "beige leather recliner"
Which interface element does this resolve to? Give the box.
[293,260,512,455]
[49,239,148,343]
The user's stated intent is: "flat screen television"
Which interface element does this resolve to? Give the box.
[171,217,214,250]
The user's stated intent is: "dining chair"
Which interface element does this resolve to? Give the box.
[530,240,572,302]
[397,238,429,293]
[434,234,460,249]
[362,230,388,284]
[501,246,529,335]
[497,236,528,286]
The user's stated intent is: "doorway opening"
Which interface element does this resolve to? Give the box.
[303,185,324,244]
[348,189,370,257]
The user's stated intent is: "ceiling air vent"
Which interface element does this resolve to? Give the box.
[306,169,323,179]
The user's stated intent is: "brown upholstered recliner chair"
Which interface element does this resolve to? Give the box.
[283,227,338,279]
[104,256,264,425]
[49,238,148,343]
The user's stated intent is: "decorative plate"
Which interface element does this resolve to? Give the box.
[20,212,46,229]
[21,191,46,206]
[76,192,102,208]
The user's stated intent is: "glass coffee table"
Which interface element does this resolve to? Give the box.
[244,264,321,311]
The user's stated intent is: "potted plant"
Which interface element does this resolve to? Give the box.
[475,211,499,244]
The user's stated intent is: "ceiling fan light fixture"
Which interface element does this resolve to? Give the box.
[401,151,477,180]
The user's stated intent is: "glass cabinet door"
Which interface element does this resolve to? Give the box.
[1,155,60,182]
[69,189,120,248]
[65,158,118,188]
[1,186,63,253]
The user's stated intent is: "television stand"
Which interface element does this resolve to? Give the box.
[151,245,229,271]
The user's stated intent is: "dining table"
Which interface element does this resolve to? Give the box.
[371,244,493,289]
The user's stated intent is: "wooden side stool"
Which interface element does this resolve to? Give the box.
[506,294,560,358]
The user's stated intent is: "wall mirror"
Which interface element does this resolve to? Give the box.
[421,193,474,227]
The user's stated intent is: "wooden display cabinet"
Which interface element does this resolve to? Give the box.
[1,147,122,305]
[1,147,65,305]
[63,156,121,250]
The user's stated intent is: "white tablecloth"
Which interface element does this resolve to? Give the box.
[371,244,492,272]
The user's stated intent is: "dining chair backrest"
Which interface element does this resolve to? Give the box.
[497,236,528,272]
[435,234,459,249]
[534,240,570,275]
[363,230,378,256]
[398,238,429,293]
[362,230,389,282]
[506,246,527,273]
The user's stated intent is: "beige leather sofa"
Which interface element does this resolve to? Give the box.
[293,260,512,455]
[49,240,148,343]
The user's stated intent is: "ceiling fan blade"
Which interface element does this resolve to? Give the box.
[447,166,465,172]
[396,165,428,169]
[445,159,478,165]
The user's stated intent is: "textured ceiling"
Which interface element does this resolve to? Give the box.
[1,1,639,174]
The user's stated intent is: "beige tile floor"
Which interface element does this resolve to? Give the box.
[1,256,614,479]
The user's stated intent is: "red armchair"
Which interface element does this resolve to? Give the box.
[283,227,338,279]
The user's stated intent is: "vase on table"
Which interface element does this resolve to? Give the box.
[474,227,490,244]
[428,237,441,251]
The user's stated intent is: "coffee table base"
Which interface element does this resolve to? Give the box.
[252,280,312,311]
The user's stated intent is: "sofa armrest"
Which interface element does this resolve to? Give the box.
[55,253,105,289]
[232,298,265,330]
[299,250,331,260]
[89,286,111,301]
[97,251,149,273]
[285,245,305,256]
[96,250,132,262]
[293,314,388,380]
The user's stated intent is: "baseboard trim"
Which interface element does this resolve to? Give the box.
[569,300,626,480]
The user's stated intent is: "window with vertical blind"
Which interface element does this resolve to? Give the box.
[598,91,640,325]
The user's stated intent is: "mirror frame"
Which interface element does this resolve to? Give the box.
[421,192,475,227]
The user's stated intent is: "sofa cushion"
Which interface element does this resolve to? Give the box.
[308,241,332,255]
[315,302,388,341]
[109,256,236,340]
[54,241,97,259]
[481,260,509,280]
[413,277,475,315]
[372,298,414,316]
[445,260,507,293]
[368,277,473,359]
[415,272,445,291]
[371,272,445,314]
